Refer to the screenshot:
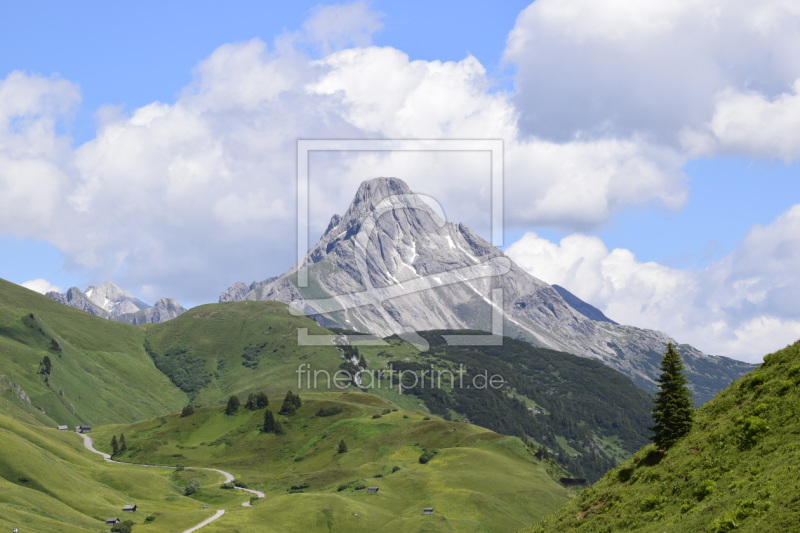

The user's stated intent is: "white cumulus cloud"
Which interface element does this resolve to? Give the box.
[302,1,384,54]
[506,204,800,362]
[682,81,800,160]
[505,0,800,146]
[21,278,62,295]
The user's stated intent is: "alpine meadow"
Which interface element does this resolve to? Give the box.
[3,2,800,532]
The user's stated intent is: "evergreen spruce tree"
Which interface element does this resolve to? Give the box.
[225,395,241,415]
[338,439,348,454]
[245,392,258,411]
[358,354,367,369]
[255,391,269,409]
[180,404,194,418]
[292,391,302,408]
[262,409,276,433]
[279,391,297,415]
[119,433,127,452]
[273,420,284,435]
[650,343,694,449]
[111,435,119,456]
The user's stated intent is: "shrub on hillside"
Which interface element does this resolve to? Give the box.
[184,478,201,496]
[111,521,133,533]
[418,449,439,464]
[315,406,343,417]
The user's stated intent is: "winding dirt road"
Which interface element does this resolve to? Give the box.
[79,433,264,532]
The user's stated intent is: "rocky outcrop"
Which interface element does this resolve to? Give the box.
[46,287,109,318]
[219,277,278,302]
[114,298,187,325]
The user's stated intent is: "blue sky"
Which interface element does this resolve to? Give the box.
[1,1,799,361]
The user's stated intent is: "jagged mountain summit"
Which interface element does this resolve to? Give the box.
[47,282,186,325]
[85,281,149,315]
[221,177,754,403]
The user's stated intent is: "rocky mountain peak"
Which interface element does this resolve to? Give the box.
[323,178,427,240]
[85,281,132,300]
[85,281,149,315]
[350,176,412,210]
[47,282,185,325]
[47,287,109,318]
[312,176,458,272]
[221,176,754,403]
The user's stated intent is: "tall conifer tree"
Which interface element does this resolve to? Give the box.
[225,395,241,415]
[279,391,297,415]
[262,409,276,433]
[651,343,694,449]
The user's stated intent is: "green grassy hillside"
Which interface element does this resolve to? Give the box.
[93,392,573,532]
[346,331,653,482]
[0,279,349,425]
[142,301,346,404]
[527,340,800,532]
[0,279,186,426]
[0,413,250,533]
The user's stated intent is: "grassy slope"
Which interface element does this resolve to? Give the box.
[352,331,653,481]
[0,413,250,533]
[93,392,573,532]
[143,301,345,404]
[527,340,800,532]
[0,279,186,426]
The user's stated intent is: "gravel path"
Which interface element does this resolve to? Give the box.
[79,433,264,532]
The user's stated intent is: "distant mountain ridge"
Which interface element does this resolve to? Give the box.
[47,281,186,324]
[221,177,754,404]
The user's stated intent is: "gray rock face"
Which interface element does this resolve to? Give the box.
[47,282,185,324]
[218,277,278,302]
[114,297,187,325]
[552,284,618,324]
[222,177,755,403]
[85,281,149,315]
[47,287,109,318]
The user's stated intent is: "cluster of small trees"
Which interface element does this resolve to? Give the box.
[110,433,128,457]
[279,390,302,415]
[224,391,271,415]
[261,391,302,434]
[245,391,269,410]
[219,390,304,434]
